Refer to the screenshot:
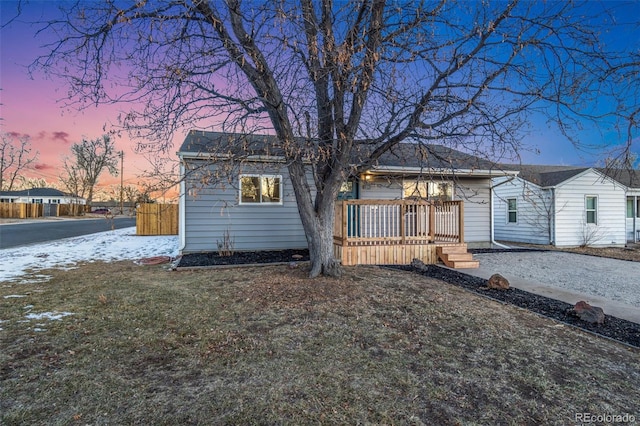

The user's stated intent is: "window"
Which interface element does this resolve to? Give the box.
[627,198,640,218]
[585,196,597,224]
[239,174,282,204]
[402,180,453,201]
[507,198,517,223]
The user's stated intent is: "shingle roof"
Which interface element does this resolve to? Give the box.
[178,131,285,157]
[597,168,640,189]
[0,188,72,197]
[178,130,501,172]
[498,164,590,187]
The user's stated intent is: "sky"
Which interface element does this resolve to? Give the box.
[0,0,638,193]
[0,1,187,193]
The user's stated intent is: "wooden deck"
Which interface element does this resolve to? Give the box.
[333,199,478,267]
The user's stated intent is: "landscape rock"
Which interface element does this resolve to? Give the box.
[292,254,304,260]
[411,258,427,271]
[571,301,605,324]
[487,273,510,290]
[288,262,299,269]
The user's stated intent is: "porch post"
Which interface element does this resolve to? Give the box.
[429,203,435,242]
[342,200,348,244]
[458,201,464,244]
[400,201,406,244]
[635,196,638,243]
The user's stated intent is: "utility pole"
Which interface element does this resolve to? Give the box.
[119,151,124,215]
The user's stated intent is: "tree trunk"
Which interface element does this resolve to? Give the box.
[305,214,343,278]
[287,161,343,278]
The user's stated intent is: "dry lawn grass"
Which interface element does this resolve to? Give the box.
[1,262,638,425]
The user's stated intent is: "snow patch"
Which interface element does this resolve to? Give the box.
[0,227,179,284]
[25,311,74,321]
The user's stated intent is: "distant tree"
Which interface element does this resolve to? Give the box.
[602,152,639,170]
[14,176,50,190]
[33,1,640,277]
[60,135,118,205]
[0,133,38,191]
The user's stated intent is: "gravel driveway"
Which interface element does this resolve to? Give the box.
[473,251,640,308]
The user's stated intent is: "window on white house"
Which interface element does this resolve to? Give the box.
[239,175,282,204]
[627,198,640,218]
[402,180,453,201]
[507,198,517,223]
[585,196,597,224]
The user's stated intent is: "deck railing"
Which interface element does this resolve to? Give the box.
[334,199,463,246]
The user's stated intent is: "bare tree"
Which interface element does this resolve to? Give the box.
[33,1,639,277]
[0,133,38,191]
[519,185,568,245]
[60,135,118,205]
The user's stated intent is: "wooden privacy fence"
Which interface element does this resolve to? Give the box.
[0,203,43,218]
[136,203,179,235]
[0,203,89,218]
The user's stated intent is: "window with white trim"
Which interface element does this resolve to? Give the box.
[239,174,282,204]
[507,198,517,223]
[585,196,597,224]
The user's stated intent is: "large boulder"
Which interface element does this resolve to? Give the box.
[571,301,605,324]
[487,273,510,290]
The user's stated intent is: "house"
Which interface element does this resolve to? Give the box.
[600,168,640,243]
[178,131,517,267]
[492,165,635,247]
[0,188,86,205]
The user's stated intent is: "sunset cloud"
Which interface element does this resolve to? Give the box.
[52,131,70,144]
[34,163,55,171]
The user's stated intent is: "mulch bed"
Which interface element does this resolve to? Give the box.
[176,249,310,268]
[175,249,639,348]
[386,264,640,348]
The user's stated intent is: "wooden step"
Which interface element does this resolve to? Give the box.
[446,260,480,269]
[437,244,468,254]
[436,244,479,269]
[439,253,474,262]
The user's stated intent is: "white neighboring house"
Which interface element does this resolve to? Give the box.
[493,166,628,247]
[607,169,640,243]
[0,188,86,205]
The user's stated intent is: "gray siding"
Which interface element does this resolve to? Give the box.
[182,161,310,252]
[181,160,494,252]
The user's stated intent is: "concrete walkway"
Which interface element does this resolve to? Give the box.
[454,264,640,325]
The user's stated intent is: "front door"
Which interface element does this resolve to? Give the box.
[337,181,359,237]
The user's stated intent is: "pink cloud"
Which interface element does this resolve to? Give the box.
[7,131,26,139]
[52,131,70,144]
[34,163,55,170]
